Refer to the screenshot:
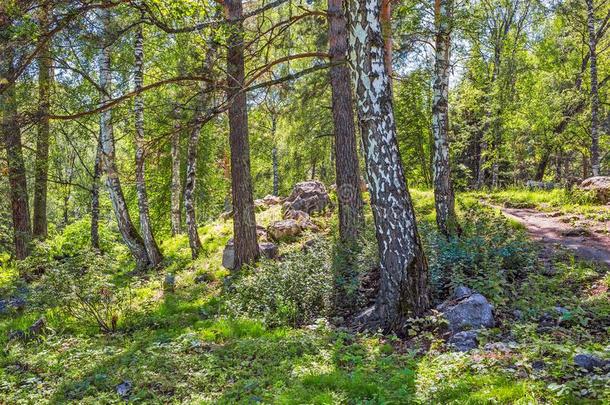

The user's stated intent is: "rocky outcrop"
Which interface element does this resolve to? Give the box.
[222,239,279,269]
[283,209,317,230]
[283,181,332,215]
[573,353,610,372]
[259,242,278,260]
[580,176,610,203]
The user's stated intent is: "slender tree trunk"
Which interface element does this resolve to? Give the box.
[134,19,163,267]
[184,105,205,259]
[381,0,392,78]
[1,47,32,260]
[586,0,600,176]
[432,0,459,238]
[91,139,102,250]
[33,3,52,239]
[347,0,430,330]
[271,115,279,196]
[99,7,150,270]
[225,0,259,269]
[328,0,364,243]
[170,106,182,235]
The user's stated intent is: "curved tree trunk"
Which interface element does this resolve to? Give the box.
[134,19,163,267]
[347,0,430,330]
[328,0,364,244]
[33,3,52,239]
[99,6,150,270]
[432,0,459,238]
[225,0,259,270]
[1,47,32,260]
[586,0,600,176]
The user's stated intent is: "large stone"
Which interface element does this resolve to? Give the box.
[580,176,610,203]
[267,219,302,241]
[438,287,494,333]
[259,242,278,259]
[283,181,332,215]
[222,240,235,270]
[573,353,610,372]
[283,209,317,230]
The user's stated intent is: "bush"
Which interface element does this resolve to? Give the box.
[225,239,333,327]
[425,203,538,306]
[36,252,132,333]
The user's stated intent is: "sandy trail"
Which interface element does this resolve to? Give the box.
[495,206,610,266]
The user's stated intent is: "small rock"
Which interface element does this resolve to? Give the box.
[531,360,546,370]
[116,380,132,398]
[484,342,510,353]
[7,330,25,341]
[448,330,479,352]
[259,242,278,260]
[573,353,609,371]
[28,318,45,337]
[512,309,523,320]
[580,176,610,204]
[164,273,176,293]
[194,274,212,284]
[262,195,282,205]
[222,240,235,270]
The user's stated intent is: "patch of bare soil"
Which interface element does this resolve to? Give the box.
[496,206,610,266]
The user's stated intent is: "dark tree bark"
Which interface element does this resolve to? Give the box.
[33,3,52,239]
[586,0,601,176]
[1,47,32,260]
[99,6,150,270]
[170,105,182,236]
[91,139,102,250]
[432,0,459,238]
[328,0,364,243]
[225,0,259,269]
[347,0,430,330]
[134,18,163,267]
[534,149,550,181]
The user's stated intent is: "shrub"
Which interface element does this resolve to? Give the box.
[425,203,538,306]
[224,238,333,327]
[36,252,132,333]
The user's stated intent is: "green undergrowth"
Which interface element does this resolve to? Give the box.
[473,187,610,220]
[1,190,609,403]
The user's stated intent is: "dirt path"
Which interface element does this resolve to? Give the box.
[495,206,610,266]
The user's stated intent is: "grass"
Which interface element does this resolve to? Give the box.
[0,190,609,403]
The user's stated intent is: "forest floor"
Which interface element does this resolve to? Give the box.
[0,189,609,403]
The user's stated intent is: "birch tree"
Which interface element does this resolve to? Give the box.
[134,16,163,267]
[432,0,459,237]
[347,0,430,329]
[99,6,150,270]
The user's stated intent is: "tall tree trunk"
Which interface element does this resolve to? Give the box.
[432,0,459,238]
[134,19,163,267]
[586,0,600,176]
[328,0,364,244]
[91,139,102,250]
[1,47,31,260]
[33,3,52,239]
[170,106,182,235]
[99,7,150,270]
[381,0,392,78]
[271,115,279,196]
[225,0,259,269]
[184,103,205,259]
[347,0,430,330]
